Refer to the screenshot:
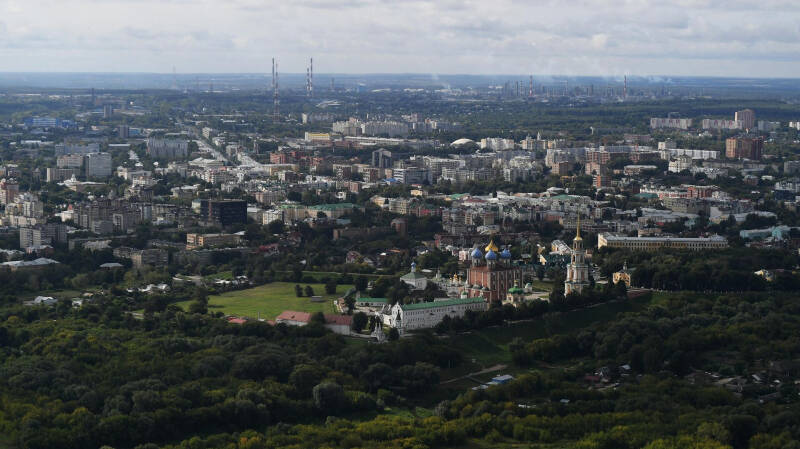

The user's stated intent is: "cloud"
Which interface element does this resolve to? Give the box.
[1,0,800,77]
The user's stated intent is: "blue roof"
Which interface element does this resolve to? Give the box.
[500,248,512,259]
[485,250,498,260]
[471,248,483,258]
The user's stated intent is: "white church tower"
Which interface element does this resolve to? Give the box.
[564,216,590,295]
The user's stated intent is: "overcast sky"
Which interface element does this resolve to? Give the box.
[1,0,799,77]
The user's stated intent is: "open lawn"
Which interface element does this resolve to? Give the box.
[174,282,352,320]
[529,280,554,292]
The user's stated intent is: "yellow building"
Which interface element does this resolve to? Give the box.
[612,262,632,287]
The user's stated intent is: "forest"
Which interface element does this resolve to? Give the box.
[2,287,800,448]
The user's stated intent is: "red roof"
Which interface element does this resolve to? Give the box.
[324,314,352,326]
[275,310,311,323]
[227,317,247,325]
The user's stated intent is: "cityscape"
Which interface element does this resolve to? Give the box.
[3,1,800,449]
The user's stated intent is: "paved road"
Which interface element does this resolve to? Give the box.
[441,364,507,384]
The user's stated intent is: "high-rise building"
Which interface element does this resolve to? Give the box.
[85,153,112,178]
[393,167,430,185]
[118,125,130,138]
[0,179,19,205]
[201,200,247,227]
[735,109,756,130]
[57,154,84,169]
[726,137,763,160]
[147,137,189,160]
[46,168,81,182]
[371,148,393,168]
[564,219,590,295]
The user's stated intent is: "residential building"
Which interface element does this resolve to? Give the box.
[201,200,247,227]
[371,149,393,168]
[147,137,188,159]
[726,137,763,160]
[650,117,692,130]
[735,109,755,130]
[85,153,112,178]
[0,179,19,205]
[186,233,241,249]
[702,119,741,130]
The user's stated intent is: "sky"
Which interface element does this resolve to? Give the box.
[1,0,799,78]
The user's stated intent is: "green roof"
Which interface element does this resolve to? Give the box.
[508,286,524,294]
[308,203,358,211]
[400,297,485,311]
[356,297,388,303]
[549,194,578,200]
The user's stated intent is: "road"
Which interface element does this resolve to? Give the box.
[441,364,507,384]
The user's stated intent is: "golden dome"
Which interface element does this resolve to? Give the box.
[485,239,499,253]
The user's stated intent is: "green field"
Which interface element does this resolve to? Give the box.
[175,282,352,319]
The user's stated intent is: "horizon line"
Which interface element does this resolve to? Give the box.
[0,71,797,81]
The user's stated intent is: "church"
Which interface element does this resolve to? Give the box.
[461,238,523,303]
[564,218,590,295]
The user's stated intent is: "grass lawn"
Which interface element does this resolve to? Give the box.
[529,280,554,292]
[174,282,352,320]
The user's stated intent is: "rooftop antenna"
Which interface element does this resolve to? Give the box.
[623,75,628,99]
[529,75,533,98]
[272,58,280,122]
[310,57,313,98]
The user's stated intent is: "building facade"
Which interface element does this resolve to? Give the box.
[564,221,590,295]
[462,239,523,303]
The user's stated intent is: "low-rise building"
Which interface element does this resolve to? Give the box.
[597,233,728,251]
[384,297,487,331]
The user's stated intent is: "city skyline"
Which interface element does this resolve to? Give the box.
[2,0,800,77]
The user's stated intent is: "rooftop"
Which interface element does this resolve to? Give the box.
[400,297,485,311]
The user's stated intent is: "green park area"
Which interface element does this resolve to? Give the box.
[175,282,352,320]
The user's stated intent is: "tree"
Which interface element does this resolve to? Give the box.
[295,284,303,297]
[267,220,284,235]
[351,312,368,333]
[310,311,326,325]
[614,280,628,298]
[312,382,346,413]
[304,285,315,297]
[388,327,400,341]
[325,278,337,295]
[354,275,368,292]
[188,296,208,314]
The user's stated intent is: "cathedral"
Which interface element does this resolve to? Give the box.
[564,218,590,295]
[461,238,523,303]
